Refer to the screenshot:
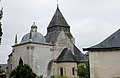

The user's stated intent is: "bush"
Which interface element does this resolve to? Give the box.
[0,69,5,75]
[10,64,36,78]
[76,62,90,78]
[55,75,68,78]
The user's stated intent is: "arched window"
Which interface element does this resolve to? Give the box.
[19,58,23,65]
[60,67,63,76]
[10,64,12,71]
[72,67,75,75]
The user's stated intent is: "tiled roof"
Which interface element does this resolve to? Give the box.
[55,48,77,62]
[48,6,69,28]
[55,46,88,63]
[84,29,120,51]
[45,32,60,44]
[74,45,88,62]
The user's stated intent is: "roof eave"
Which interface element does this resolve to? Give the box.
[77,60,88,63]
[54,61,77,63]
[12,41,54,47]
[83,47,120,51]
[47,25,70,29]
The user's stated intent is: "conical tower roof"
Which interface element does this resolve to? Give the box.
[48,6,69,28]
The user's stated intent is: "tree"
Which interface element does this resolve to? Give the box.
[77,62,90,78]
[0,68,4,75]
[0,3,3,44]
[0,22,3,44]
[10,64,36,78]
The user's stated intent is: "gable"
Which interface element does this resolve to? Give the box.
[55,30,72,47]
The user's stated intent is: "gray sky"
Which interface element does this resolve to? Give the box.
[0,0,120,64]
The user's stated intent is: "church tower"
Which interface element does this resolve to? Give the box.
[45,6,74,44]
[45,5,87,78]
[45,6,75,60]
[47,6,70,33]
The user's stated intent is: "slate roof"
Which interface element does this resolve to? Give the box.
[74,45,88,62]
[0,64,7,70]
[84,29,120,51]
[55,46,88,63]
[55,48,77,62]
[45,31,73,44]
[21,32,46,44]
[48,6,69,28]
[45,6,73,44]
[0,64,7,67]
[21,23,47,44]
[45,32,60,44]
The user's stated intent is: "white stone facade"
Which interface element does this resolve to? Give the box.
[52,31,74,59]
[7,33,80,78]
[55,62,78,78]
[89,51,120,78]
[8,43,52,77]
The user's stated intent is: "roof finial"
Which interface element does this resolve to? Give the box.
[15,34,18,45]
[31,22,37,32]
[57,0,59,7]
[33,22,35,26]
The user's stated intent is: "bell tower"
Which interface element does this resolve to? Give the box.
[46,5,74,44]
[47,6,70,33]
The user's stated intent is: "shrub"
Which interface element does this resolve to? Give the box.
[10,64,36,78]
[55,75,68,78]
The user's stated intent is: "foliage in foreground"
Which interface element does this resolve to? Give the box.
[10,64,36,78]
[0,68,5,75]
[55,75,68,78]
[77,62,90,78]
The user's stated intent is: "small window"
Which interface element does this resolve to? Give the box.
[60,67,63,76]
[10,64,12,70]
[19,58,23,65]
[72,67,75,75]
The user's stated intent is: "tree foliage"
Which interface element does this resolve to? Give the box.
[10,64,36,78]
[0,22,2,37]
[0,68,4,75]
[77,62,90,78]
[55,75,68,78]
[0,8,3,44]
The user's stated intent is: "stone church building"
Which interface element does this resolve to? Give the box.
[7,6,87,78]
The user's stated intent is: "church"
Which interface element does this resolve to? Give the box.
[6,6,87,78]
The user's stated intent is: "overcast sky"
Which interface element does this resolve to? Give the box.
[0,0,120,64]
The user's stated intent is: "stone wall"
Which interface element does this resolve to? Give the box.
[7,43,52,77]
[89,50,120,78]
[53,31,74,59]
[54,62,78,78]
